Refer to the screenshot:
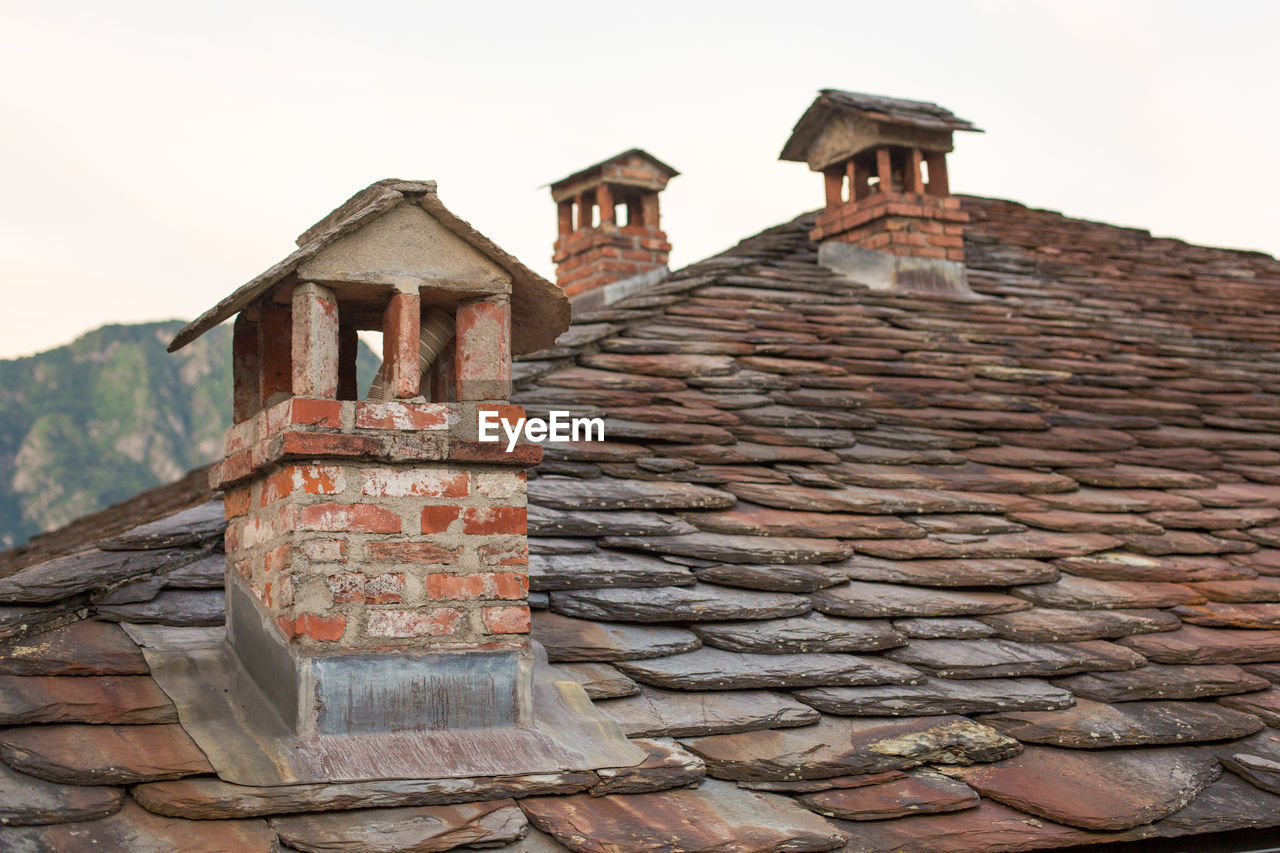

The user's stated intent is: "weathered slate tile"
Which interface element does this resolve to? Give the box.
[589,738,705,796]
[1149,769,1280,838]
[890,618,997,639]
[0,675,176,725]
[1187,577,1280,602]
[0,549,200,605]
[1117,625,1280,664]
[581,352,737,377]
[1219,689,1280,728]
[530,538,597,556]
[794,678,1074,717]
[1173,601,1280,629]
[615,647,921,691]
[596,687,818,738]
[98,502,225,550]
[528,553,694,591]
[0,620,148,676]
[552,662,639,699]
[812,581,1029,619]
[682,503,922,540]
[725,482,1007,515]
[0,724,212,784]
[1007,509,1163,535]
[1036,487,1202,513]
[0,800,276,852]
[528,505,696,538]
[907,514,1027,535]
[1011,575,1203,610]
[1151,507,1280,530]
[691,563,846,592]
[599,533,851,564]
[827,462,1073,495]
[1053,551,1252,582]
[550,584,810,623]
[94,589,225,626]
[834,799,1106,853]
[0,761,123,826]
[531,612,700,662]
[692,614,905,654]
[737,771,907,794]
[1056,663,1270,702]
[798,771,979,821]
[682,715,1020,782]
[837,556,1058,588]
[849,531,1120,561]
[1060,464,1215,490]
[271,799,527,853]
[945,745,1221,830]
[738,404,873,430]
[886,638,1146,679]
[1122,530,1257,556]
[132,771,599,819]
[979,697,1263,747]
[979,607,1179,642]
[529,477,736,511]
[1245,662,1280,684]
[146,557,230,594]
[0,603,86,643]
[519,779,849,853]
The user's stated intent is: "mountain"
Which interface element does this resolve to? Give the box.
[0,321,379,549]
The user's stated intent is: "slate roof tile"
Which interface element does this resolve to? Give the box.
[9,194,1280,848]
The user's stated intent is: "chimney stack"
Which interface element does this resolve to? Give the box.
[550,149,678,304]
[161,180,638,783]
[781,90,981,291]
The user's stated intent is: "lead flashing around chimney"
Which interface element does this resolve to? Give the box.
[569,265,670,312]
[124,619,645,786]
[818,241,976,297]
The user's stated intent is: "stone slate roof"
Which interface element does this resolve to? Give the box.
[6,196,1280,850]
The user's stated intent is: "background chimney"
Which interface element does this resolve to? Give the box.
[780,90,981,267]
[549,149,678,301]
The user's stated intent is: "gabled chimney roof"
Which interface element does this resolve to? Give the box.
[169,179,569,356]
[780,89,982,166]
[548,148,679,202]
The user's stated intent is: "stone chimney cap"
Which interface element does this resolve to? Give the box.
[169,179,570,356]
[780,89,982,165]
[548,149,680,202]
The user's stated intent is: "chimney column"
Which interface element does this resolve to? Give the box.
[290,282,340,399]
[383,291,421,400]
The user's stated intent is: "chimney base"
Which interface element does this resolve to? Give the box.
[818,241,975,298]
[124,619,644,787]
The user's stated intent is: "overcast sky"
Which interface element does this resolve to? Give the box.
[1,1,1276,359]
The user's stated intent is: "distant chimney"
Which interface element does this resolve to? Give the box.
[160,181,641,782]
[549,149,678,303]
[781,90,982,292]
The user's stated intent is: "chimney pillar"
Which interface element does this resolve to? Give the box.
[290,282,340,399]
[382,291,421,400]
[455,296,511,401]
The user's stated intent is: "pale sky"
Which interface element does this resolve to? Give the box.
[1,1,1277,359]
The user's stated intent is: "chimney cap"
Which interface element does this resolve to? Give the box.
[169,179,570,356]
[780,89,982,166]
[548,148,679,202]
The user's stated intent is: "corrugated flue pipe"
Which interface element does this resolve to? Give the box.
[366,307,454,401]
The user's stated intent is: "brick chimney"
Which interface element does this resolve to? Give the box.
[168,180,583,752]
[550,149,678,303]
[781,90,982,293]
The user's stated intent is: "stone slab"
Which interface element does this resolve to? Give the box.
[683,715,1020,782]
[0,723,213,784]
[794,678,1073,717]
[531,612,701,662]
[596,687,818,738]
[692,614,905,654]
[0,674,177,725]
[979,697,1263,747]
[886,638,1146,679]
[797,770,979,821]
[550,585,810,623]
[0,620,148,676]
[1055,663,1271,702]
[615,648,922,691]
